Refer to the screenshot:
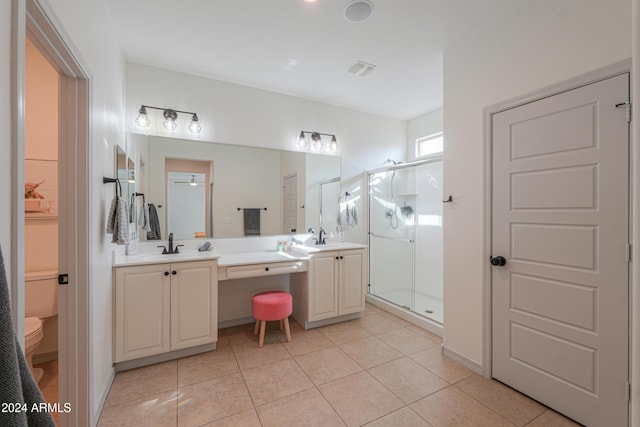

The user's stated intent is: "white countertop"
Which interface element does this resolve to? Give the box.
[113,249,220,267]
[113,241,366,268]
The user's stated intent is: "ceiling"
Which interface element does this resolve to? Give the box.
[105,0,530,121]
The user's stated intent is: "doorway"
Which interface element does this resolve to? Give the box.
[165,158,213,239]
[24,35,60,422]
[15,1,92,425]
[489,72,629,425]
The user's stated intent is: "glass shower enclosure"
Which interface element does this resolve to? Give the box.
[367,158,443,324]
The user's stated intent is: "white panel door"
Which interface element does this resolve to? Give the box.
[170,260,218,350]
[338,250,365,315]
[309,252,339,321]
[114,264,171,362]
[491,74,629,426]
[282,174,297,233]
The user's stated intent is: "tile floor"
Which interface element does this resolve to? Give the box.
[98,303,581,427]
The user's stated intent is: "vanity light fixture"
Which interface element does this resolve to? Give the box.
[297,130,339,152]
[135,104,202,133]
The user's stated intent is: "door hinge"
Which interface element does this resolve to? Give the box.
[626,243,631,262]
[616,101,631,122]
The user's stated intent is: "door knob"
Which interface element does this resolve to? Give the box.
[490,256,507,266]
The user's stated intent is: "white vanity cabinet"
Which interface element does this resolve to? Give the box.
[295,248,365,327]
[114,259,218,363]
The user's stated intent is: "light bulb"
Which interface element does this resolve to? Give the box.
[311,132,322,150]
[135,106,150,128]
[329,135,338,152]
[162,109,178,131]
[297,131,307,149]
[188,114,201,133]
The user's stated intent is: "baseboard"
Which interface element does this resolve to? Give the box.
[441,345,483,375]
[114,342,216,372]
[303,312,362,329]
[366,294,443,337]
[219,316,254,329]
[92,369,116,427]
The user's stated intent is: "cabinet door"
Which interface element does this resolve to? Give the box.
[170,260,218,350]
[114,264,170,362]
[309,251,339,321]
[339,250,365,315]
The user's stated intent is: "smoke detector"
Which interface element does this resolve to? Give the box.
[344,0,374,23]
[347,60,376,77]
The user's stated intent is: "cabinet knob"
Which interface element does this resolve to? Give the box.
[164,271,169,276]
[172,270,177,275]
[265,267,270,272]
[335,256,339,260]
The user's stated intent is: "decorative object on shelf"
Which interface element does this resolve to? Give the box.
[25,160,58,215]
[297,130,338,152]
[135,105,201,133]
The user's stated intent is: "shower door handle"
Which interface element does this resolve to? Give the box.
[490,256,507,266]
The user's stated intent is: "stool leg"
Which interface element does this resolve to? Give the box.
[259,320,266,348]
[283,317,291,343]
[254,320,260,336]
[279,319,284,330]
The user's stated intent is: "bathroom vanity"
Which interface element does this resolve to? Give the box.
[112,237,366,369]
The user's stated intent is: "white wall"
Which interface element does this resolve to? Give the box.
[125,62,407,244]
[442,0,631,367]
[41,0,126,423]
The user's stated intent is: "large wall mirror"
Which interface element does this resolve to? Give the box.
[127,133,340,240]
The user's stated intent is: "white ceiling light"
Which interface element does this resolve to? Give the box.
[344,0,374,23]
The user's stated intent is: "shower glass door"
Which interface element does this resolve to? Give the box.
[368,166,416,310]
[368,158,443,324]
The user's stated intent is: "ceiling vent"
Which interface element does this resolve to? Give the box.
[347,60,376,77]
[344,0,374,23]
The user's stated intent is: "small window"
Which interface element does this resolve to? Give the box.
[416,132,443,158]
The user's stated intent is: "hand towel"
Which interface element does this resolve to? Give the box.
[337,198,358,230]
[106,195,130,245]
[0,245,56,426]
[138,202,151,232]
[243,208,261,236]
[147,203,162,240]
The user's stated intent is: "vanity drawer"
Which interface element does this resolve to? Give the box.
[224,260,307,280]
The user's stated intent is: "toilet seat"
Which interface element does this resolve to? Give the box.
[24,316,43,346]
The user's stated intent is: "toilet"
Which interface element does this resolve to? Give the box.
[24,270,58,383]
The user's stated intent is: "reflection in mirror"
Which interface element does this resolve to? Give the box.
[116,145,127,200]
[167,172,207,240]
[129,134,340,239]
[320,178,341,233]
[127,156,136,223]
[164,158,212,240]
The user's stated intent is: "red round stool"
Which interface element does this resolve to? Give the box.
[251,291,292,347]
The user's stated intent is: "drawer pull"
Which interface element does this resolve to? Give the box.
[265,267,270,272]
